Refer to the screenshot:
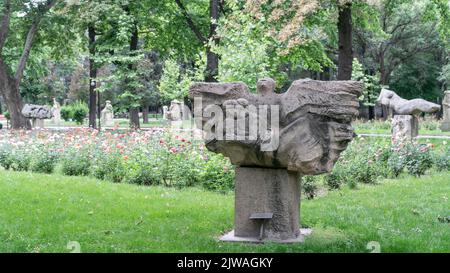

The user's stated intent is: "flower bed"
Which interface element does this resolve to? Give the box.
[0,128,234,193]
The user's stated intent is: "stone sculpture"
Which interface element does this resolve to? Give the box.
[377,89,441,115]
[101,100,114,127]
[167,100,182,121]
[189,78,363,242]
[162,106,169,120]
[441,91,450,132]
[22,104,53,128]
[377,89,441,140]
[51,98,61,126]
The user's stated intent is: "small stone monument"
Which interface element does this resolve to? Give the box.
[162,106,169,120]
[51,98,61,126]
[167,100,182,121]
[440,91,450,132]
[189,78,363,243]
[377,89,441,141]
[101,100,114,127]
[21,104,53,128]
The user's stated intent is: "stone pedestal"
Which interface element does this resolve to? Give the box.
[221,167,306,243]
[32,118,45,128]
[441,122,450,132]
[392,115,418,141]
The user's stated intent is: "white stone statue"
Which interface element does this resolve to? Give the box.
[377,89,441,141]
[101,100,114,127]
[51,98,61,126]
[167,100,182,121]
[162,106,169,120]
[441,91,450,131]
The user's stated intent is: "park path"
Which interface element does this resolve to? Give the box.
[358,133,450,140]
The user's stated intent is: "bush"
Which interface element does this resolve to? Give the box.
[4,111,10,120]
[92,152,126,183]
[434,153,450,172]
[199,154,234,193]
[30,148,58,174]
[404,143,433,177]
[0,147,13,170]
[71,101,88,125]
[60,106,73,122]
[9,149,32,172]
[61,149,91,176]
[302,176,319,199]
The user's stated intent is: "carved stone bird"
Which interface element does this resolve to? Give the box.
[189,78,363,175]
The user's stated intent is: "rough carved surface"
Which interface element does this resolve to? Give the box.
[101,101,114,127]
[377,89,441,115]
[441,91,450,132]
[392,115,419,140]
[189,78,363,175]
[21,104,53,119]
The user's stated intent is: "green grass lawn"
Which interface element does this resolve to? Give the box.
[0,170,449,253]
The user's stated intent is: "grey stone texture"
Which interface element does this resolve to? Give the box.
[21,104,53,119]
[377,88,441,115]
[234,167,301,241]
[190,78,363,175]
[441,91,450,132]
[392,115,419,141]
[189,78,363,242]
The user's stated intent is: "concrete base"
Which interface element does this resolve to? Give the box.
[32,118,45,129]
[234,167,302,241]
[220,229,312,244]
[441,121,450,132]
[392,115,418,141]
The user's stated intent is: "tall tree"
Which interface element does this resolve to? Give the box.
[175,0,220,82]
[337,3,353,80]
[0,0,58,129]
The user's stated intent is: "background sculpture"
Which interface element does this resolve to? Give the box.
[51,98,61,126]
[190,78,362,242]
[101,101,114,127]
[377,89,441,140]
[441,91,450,132]
[377,89,441,115]
[21,104,53,128]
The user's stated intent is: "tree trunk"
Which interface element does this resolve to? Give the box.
[0,60,30,129]
[205,0,220,82]
[142,103,149,124]
[88,26,97,129]
[128,20,140,129]
[129,108,140,129]
[337,4,353,81]
[368,105,375,120]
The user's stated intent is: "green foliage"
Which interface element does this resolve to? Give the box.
[352,58,382,106]
[60,106,73,122]
[302,176,319,199]
[30,148,58,174]
[199,154,235,193]
[4,111,10,120]
[158,58,199,103]
[70,101,88,125]
[61,149,91,176]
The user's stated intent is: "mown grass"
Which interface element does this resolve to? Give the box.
[0,170,449,253]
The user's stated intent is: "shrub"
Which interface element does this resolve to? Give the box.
[199,154,234,193]
[434,153,450,172]
[30,148,58,174]
[9,149,32,172]
[4,111,10,120]
[404,143,433,177]
[92,152,126,183]
[302,176,319,199]
[61,149,91,176]
[0,147,13,170]
[71,101,88,125]
[324,171,343,190]
[60,106,73,121]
